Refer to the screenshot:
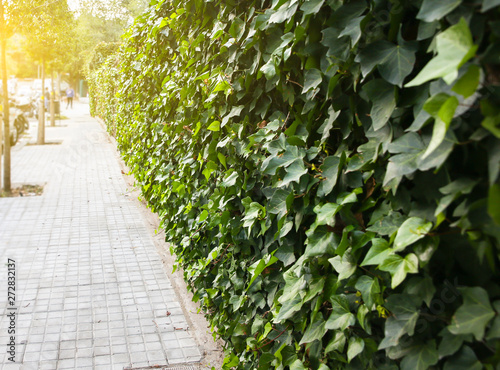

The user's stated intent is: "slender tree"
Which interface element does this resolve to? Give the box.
[17,0,75,144]
[0,0,13,194]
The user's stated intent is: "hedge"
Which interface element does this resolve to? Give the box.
[89,0,500,368]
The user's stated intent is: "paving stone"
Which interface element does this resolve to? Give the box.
[0,103,202,369]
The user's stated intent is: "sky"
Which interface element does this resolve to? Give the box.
[67,0,79,12]
[66,0,131,19]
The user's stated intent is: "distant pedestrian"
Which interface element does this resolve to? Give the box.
[66,87,74,109]
[44,87,50,111]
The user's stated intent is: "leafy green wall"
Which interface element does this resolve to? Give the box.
[89,0,500,368]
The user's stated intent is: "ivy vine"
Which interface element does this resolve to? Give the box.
[89,0,500,368]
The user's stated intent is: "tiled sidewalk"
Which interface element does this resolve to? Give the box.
[0,104,202,369]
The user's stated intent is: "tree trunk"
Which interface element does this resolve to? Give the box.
[0,0,10,194]
[57,72,61,101]
[50,71,55,126]
[37,58,45,145]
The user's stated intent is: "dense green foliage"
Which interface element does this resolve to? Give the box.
[90,0,500,368]
[86,42,121,133]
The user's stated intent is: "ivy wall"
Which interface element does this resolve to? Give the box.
[89,0,500,368]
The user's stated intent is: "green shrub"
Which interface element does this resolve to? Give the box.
[87,49,120,134]
[90,0,500,368]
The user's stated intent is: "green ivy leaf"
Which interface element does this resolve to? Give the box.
[213,78,232,95]
[299,317,327,345]
[379,253,419,289]
[279,219,294,238]
[388,132,425,154]
[421,96,459,159]
[276,294,303,322]
[347,336,365,363]
[383,152,421,188]
[313,202,341,227]
[393,217,433,252]
[361,238,393,266]
[423,93,451,116]
[417,130,456,171]
[321,27,351,61]
[246,254,278,291]
[302,68,323,93]
[228,17,245,40]
[357,304,370,333]
[221,105,244,127]
[261,147,301,175]
[486,301,500,339]
[438,328,472,358]
[229,294,247,311]
[448,287,496,340]
[222,353,239,368]
[416,0,461,22]
[355,275,381,309]
[275,243,296,267]
[269,1,299,24]
[329,248,357,280]
[404,276,436,307]
[437,95,459,128]
[289,359,307,370]
[443,346,482,370]
[367,212,405,236]
[481,114,500,139]
[198,209,208,222]
[413,237,438,267]
[406,18,478,87]
[482,0,500,12]
[217,153,227,169]
[440,177,479,196]
[318,106,340,144]
[488,140,500,185]
[243,201,266,230]
[278,158,308,187]
[318,156,341,197]
[357,40,393,76]
[379,294,420,349]
[268,189,293,220]
[276,273,306,322]
[325,295,356,331]
[488,184,500,225]
[400,341,439,370]
[260,59,277,79]
[363,79,396,131]
[418,20,440,40]
[305,230,339,257]
[339,16,363,46]
[202,160,218,180]
[357,41,416,86]
[451,64,480,98]
[336,225,355,257]
[278,159,307,187]
[325,331,346,354]
[300,0,325,15]
[207,120,220,131]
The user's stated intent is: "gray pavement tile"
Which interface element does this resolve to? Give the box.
[38,361,58,370]
[19,362,37,370]
[56,358,76,369]
[0,104,202,369]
